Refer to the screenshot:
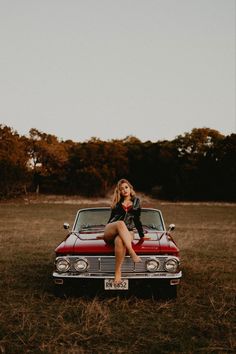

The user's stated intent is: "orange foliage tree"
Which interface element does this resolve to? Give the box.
[0,125,30,197]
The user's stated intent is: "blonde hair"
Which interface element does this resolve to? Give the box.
[111,179,136,208]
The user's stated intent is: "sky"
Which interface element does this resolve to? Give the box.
[0,0,235,142]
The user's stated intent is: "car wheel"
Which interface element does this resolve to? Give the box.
[53,284,68,299]
[159,285,177,300]
[152,283,177,300]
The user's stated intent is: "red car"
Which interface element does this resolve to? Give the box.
[53,207,182,299]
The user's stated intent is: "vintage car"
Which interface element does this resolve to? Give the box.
[53,207,182,299]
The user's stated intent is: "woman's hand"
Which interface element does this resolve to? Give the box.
[137,235,150,244]
[142,235,151,240]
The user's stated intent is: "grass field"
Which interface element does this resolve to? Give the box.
[0,199,235,354]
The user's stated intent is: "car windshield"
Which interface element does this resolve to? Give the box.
[74,208,164,232]
[140,209,164,231]
[74,209,110,231]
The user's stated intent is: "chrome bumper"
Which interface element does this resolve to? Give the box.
[53,270,182,280]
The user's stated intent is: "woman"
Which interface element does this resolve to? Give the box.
[103,179,145,284]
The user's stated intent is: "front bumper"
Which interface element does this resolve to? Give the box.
[53,270,182,280]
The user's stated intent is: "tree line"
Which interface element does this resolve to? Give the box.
[0,124,235,201]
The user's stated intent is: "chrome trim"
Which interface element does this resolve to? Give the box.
[53,271,182,279]
[164,257,180,273]
[53,255,181,280]
[98,257,101,271]
[55,257,71,272]
[55,255,179,273]
[146,258,161,272]
[73,257,89,272]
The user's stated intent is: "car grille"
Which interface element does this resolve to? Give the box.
[68,256,168,273]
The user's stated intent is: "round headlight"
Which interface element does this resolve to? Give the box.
[55,258,70,272]
[74,258,88,272]
[164,258,178,273]
[146,259,160,272]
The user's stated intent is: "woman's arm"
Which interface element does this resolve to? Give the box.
[134,211,144,237]
[107,207,116,223]
[133,198,144,238]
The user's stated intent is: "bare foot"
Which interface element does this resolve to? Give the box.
[129,250,142,263]
[114,270,122,284]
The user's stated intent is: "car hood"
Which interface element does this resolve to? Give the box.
[55,227,179,256]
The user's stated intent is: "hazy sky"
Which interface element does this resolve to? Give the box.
[0,0,235,142]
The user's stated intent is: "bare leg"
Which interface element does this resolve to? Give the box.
[114,236,126,284]
[104,221,141,263]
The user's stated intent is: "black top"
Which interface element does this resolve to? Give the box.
[107,196,144,238]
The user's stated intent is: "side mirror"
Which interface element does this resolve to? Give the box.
[168,224,175,232]
[63,222,70,230]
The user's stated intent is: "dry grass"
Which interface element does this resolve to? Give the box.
[0,200,235,353]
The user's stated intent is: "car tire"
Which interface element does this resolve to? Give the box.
[159,285,177,300]
[53,284,68,299]
[152,283,177,300]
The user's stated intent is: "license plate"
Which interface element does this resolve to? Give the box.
[104,279,129,290]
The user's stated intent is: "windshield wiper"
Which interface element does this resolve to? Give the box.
[79,224,106,231]
[143,224,158,229]
[143,224,164,231]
